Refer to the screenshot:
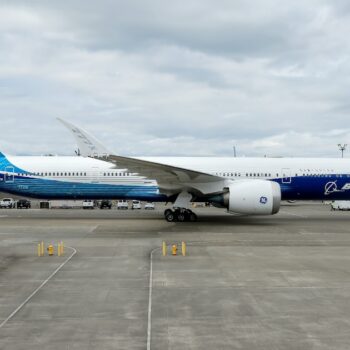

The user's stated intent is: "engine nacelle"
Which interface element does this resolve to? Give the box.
[223,180,281,215]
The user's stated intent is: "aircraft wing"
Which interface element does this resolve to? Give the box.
[101,154,223,190]
[59,118,226,194]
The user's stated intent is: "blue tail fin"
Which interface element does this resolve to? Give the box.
[0,152,5,158]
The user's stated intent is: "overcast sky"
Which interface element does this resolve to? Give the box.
[1,0,350,157]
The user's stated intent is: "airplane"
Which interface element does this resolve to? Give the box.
[0,119,350,222]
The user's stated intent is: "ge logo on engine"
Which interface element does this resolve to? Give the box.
[260,196,268,204]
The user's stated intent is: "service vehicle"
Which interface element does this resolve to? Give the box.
[100,200,112,209]
[117,200,128,210]
[331,201,350,211]
[82,200,94,209]
[132,200,142,210]
[16,199,31,209]
[144,202,155,210]
[0,198,15,209]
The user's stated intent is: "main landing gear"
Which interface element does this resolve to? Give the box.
[164,208,198,222]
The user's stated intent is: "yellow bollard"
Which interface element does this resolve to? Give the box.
[172,244,177,256]
[61,241,64,255]
[47,244,54,256]
[162,241,167,256]
[58,243,61,257]
[41,241,44,256]
[181,241,186,256]
[37,243,41,257]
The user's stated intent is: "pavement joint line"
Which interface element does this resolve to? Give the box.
[279,210,308,218]
[0,246,77,330]
[147,246,160,350]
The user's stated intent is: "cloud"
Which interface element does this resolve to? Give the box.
[0,1,350,158]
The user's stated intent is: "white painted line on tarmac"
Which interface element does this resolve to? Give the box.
[0,246,77,329]
[280,210,308,218]
[147,247,160,350]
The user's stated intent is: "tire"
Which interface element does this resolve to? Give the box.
[165,211,175,222]
[177,212,186,222]
[164,209,172,217]
[189,212,198,222]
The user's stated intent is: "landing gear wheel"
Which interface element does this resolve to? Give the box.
[189,212,197,222]
[165,210,176,222]
[177,212,186,222]
[164,209,173,217]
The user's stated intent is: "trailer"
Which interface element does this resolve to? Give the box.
[331,201,350,211]
[50,200,84,209]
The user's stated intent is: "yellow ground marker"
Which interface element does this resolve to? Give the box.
[181,241,186,256]
[162,241,167,256]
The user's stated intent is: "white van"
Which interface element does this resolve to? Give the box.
[0,198,15,209]
[117,200,129,210]
[132,200,141,210]
[83,200,94,209]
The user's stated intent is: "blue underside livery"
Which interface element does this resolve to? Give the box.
[0,174,167,201]
[0,153,166,200]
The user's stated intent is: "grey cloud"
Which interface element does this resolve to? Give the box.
[1,0,350,158]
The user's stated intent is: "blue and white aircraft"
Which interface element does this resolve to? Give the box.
[0,119,350,221]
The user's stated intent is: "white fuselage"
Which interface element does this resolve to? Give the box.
[0,155,350,201]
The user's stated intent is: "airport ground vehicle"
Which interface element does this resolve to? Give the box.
[132,200,141,209]
[100,200,112,209]
[16,199,31,209]
[117,200,128,210]
[144,202,155,210]
[331,201,350,211]
[82,200,94,209]
[50,200,83,209]
[0,198,15,209]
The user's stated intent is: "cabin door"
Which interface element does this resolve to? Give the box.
[281,168,291,183]
[5,166,14,183]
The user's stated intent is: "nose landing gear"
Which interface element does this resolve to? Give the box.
[164,208,197,222]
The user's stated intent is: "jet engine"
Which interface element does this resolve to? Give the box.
[223,180,281,215]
